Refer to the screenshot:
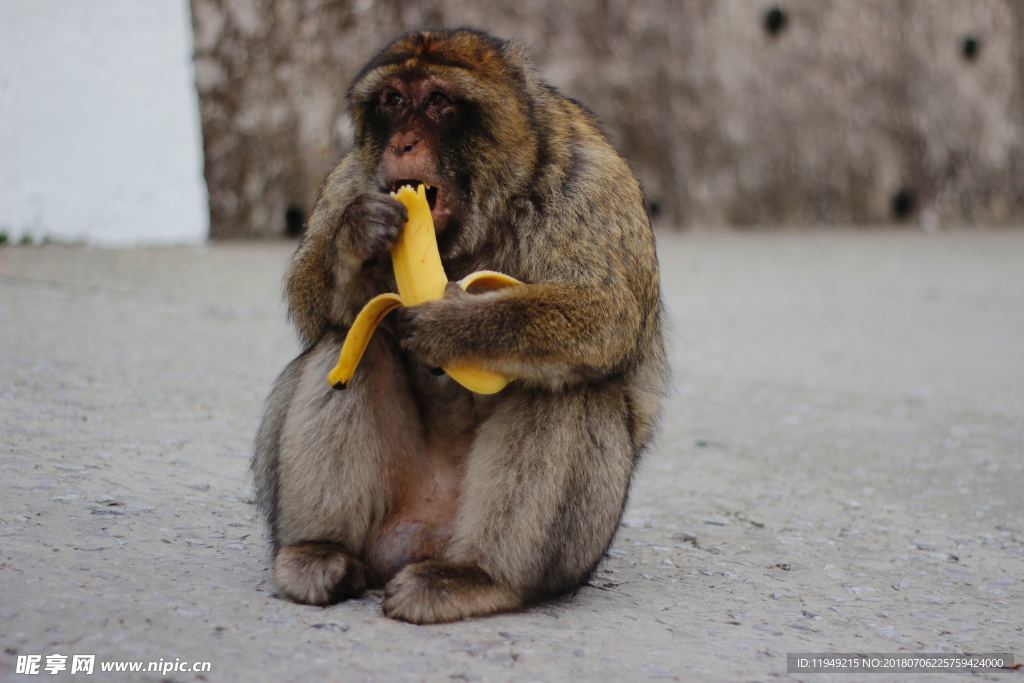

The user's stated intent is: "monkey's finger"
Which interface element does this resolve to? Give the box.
[368,194,409,225]
[393,307,416,340]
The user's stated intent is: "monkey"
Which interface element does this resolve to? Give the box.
[252,28,666,624]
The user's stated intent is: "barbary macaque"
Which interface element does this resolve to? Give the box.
[253,29,666,623]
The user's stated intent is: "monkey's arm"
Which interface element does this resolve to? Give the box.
[400,160,661,388]
[285,158,399,346]
[399,274,657,388]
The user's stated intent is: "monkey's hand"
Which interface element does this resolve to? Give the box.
[396,283,475,368]
[336,192,408,264]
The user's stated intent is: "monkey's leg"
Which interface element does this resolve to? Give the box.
[260,333,422,605]
[382,383,635,623]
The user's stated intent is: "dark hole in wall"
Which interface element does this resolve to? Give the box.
[647,199,662,221]
[764,6,788,36]
[285,205,304,237]
[961,35,980,61]
[891,188,916,221]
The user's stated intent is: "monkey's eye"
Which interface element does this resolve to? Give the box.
[426,91,450,108]
[382,91,406,108]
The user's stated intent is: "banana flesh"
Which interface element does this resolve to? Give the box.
[327,184,522,394]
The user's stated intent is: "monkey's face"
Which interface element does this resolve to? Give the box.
[349,31,541,255]
[373,76,467,233]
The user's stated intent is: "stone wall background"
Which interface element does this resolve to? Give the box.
[191,0,1024,238]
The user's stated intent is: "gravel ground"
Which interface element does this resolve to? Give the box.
[1,230,1022,682]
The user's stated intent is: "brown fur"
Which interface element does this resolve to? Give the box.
[273,542,368,606]
[253,29,666,623]
[383,561,520,624]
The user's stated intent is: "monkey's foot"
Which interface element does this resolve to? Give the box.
[382,560,521,624]
[273,542,367,606]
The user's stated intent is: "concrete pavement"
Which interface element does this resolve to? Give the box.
[1,230,1022,681]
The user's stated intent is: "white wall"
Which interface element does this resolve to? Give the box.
[0,1,208,245]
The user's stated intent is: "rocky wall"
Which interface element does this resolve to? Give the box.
[191,0,1024,237]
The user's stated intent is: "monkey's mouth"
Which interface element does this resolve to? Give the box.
[389,180,439,211]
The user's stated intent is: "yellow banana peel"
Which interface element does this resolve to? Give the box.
[327,184,522,394]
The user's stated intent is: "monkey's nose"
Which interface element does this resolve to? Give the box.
[389,137,420,155]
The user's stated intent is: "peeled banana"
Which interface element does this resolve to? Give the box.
[327,184,522,394]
